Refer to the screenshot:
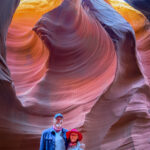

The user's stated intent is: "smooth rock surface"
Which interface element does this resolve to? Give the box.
[0,0,150,150]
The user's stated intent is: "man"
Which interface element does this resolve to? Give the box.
[39,113,68,150]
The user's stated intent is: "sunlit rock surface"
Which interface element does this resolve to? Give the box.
[0,0,150,150]
[125,0,150,21]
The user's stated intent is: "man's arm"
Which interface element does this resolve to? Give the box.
[39,132,45,150]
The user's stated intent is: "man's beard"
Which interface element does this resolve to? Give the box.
[55,123,62,129]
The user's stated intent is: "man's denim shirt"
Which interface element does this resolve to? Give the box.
[39,127,68,150]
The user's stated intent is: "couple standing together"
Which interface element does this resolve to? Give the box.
[39,113,85,150]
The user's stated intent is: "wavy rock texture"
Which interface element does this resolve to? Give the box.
[0,0,150,150]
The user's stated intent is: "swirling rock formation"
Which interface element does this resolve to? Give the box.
[0,0,150,150]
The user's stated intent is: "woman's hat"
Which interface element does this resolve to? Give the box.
[66,129,83,141]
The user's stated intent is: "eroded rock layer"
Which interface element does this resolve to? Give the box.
[0,0,150,150]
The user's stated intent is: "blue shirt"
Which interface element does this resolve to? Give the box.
[55,130,66,150]
[39,127,68,150]
[67,142,84,150]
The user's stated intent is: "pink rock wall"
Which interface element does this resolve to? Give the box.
[0,0,150,150]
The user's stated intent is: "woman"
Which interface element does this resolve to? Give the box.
[66,129,85,150]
